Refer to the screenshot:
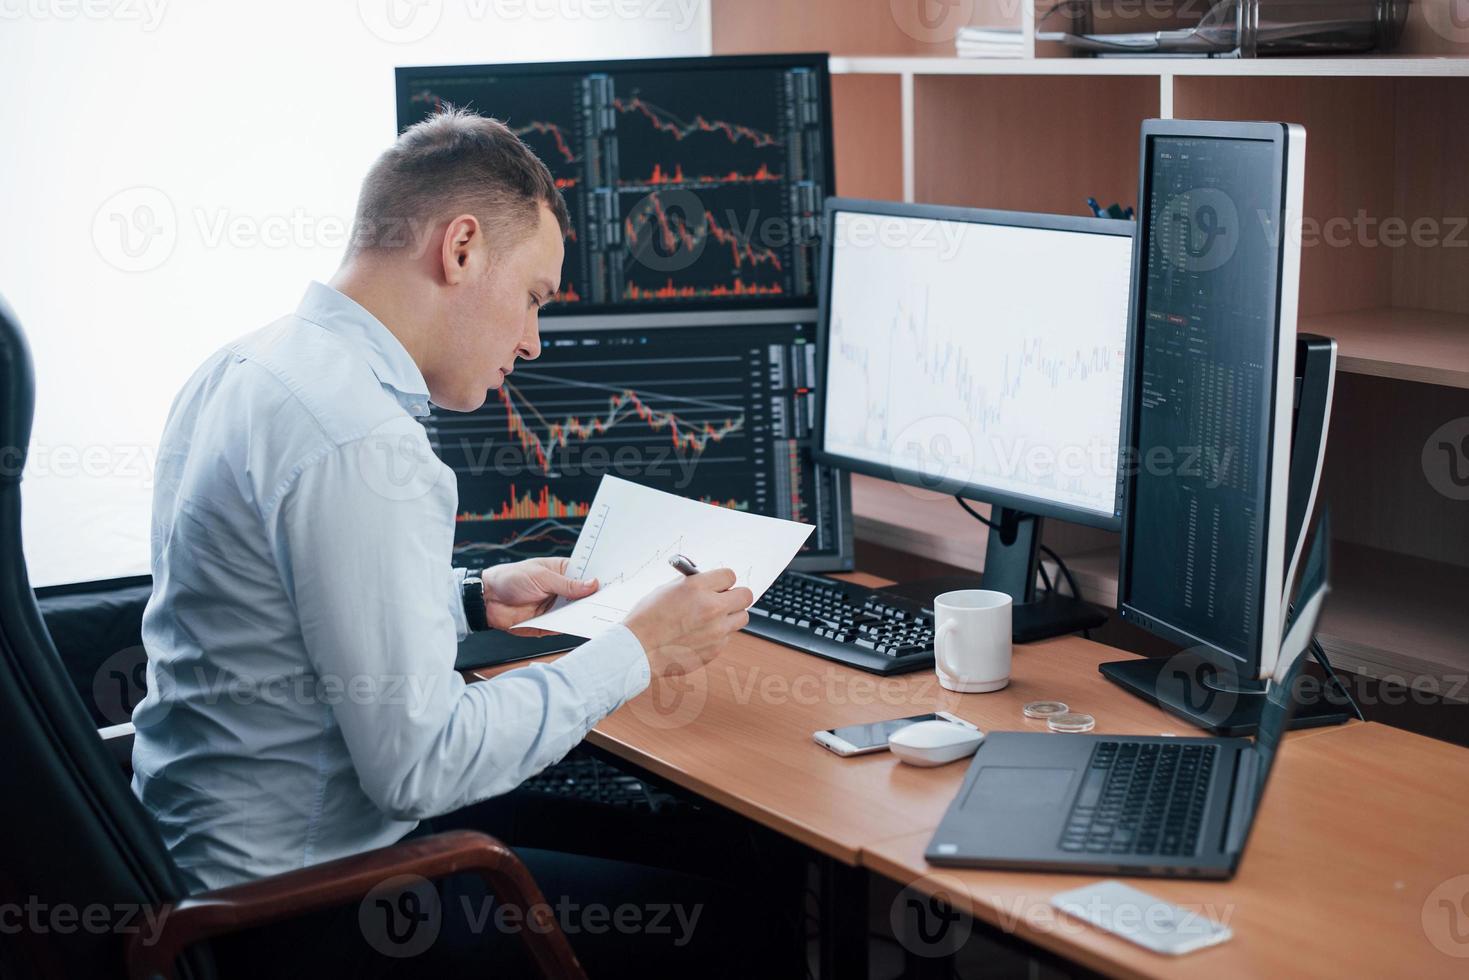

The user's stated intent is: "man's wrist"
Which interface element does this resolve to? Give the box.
[461,570,491,632]
[623,616,652,659]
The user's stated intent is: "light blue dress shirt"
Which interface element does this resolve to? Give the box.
[131,282,650,892]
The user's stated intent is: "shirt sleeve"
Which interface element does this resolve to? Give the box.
[448,566,470,641]
[276,425,650,821]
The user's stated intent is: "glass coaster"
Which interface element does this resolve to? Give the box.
[1047,712,1096,733]
[1023,700,1069,719]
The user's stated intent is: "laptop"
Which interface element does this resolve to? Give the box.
[924,524,1331,880]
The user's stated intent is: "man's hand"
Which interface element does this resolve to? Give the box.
[481,557,599,636]
[624,568,754,678]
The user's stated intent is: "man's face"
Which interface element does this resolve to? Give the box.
[430,203,563,411]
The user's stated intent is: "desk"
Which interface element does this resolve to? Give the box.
[866,722,1469,979]
[474,573,1469,978]
[474,577,1210,865]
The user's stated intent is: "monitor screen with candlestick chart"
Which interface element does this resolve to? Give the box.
[396,54,833,314]
[424,316,851,571]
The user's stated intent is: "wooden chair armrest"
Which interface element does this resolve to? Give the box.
[125,829,585,980]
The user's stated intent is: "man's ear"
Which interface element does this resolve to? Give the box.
[441,213,483,285]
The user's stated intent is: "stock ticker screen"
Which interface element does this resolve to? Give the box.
[395,55,832,312]
[1125,134,1283,662]
[424,319,849,571]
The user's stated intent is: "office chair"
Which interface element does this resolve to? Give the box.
[0,296,587,980]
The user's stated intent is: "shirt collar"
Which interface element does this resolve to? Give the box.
[294,281,433,418]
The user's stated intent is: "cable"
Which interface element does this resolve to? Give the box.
[1039,542,1093,639]
[1037,556,1054,595]
[1310,637,1365,721]
[1039,543,1083,600]
[953,494,994,529]
[954,495,1085,600]
[955,494,1094,639]
[1285,595,1365,722]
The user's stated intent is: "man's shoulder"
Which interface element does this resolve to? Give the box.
[227,315,406,447]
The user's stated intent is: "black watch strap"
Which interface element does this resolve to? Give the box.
[461,571,490,633]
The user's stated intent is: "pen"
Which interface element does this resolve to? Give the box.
[668,554,699,577]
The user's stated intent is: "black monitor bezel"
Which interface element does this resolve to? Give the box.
[810,196,1137,533]
[1115,119,1297,672]
[394,53,837,317]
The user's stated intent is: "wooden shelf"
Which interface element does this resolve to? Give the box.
[849,476,1118,603]
[852,475,1469,698]
[850,475,986,571]
[1040,547,1120,610]
[831,55,1469,79]
[1306,308,1469,389]
[1068,542,1469,703]
[871,531,1469,701]
[1321,543,1469,701]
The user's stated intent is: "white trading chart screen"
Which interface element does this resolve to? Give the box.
[822,211,1133,518]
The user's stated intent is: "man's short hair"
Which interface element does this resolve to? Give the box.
[348,106,570,257]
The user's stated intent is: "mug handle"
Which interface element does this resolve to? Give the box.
[935,619,964,680]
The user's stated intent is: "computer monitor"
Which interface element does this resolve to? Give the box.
[426,312,854,574]
[813,198,1136,640]
[1114,120,1306,686]
[395,54,833,313]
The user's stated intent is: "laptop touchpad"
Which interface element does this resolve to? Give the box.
[965,767,1075,809]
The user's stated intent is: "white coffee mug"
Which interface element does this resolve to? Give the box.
[933,589,1012,693]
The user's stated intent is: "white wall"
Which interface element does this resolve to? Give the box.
[0,0,711,587]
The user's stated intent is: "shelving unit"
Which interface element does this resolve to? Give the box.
[1305,308,1469,389]
[855,505,1469,704]
[712,0,1469,696]
[1036,542,1469,704]
[831,54,1469,76]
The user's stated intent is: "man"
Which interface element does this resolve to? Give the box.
[131,108,760,975]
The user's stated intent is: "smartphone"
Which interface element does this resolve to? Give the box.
[1050,881,1233,955]
[813,712,977,757]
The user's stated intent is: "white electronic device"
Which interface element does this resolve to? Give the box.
[813,712,977,758]
[887,720,986,767]
[1050,881,1233,955]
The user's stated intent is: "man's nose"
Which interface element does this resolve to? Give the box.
[518,326,542,361]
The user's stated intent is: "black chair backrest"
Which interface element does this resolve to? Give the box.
[0,296,210,979]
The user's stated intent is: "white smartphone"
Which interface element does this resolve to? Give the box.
[813,712,977,757]
[1050,881,1233,956]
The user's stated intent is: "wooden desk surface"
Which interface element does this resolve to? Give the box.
[864,721,1469,979]
[477,575,1259,863]
[474,574,1469,977]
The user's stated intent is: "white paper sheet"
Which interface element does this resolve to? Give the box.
[518,476,814,639]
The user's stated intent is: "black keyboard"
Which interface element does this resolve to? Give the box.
[1060,742,1216,857]
[742,570,936,675]
[521,754,681,813]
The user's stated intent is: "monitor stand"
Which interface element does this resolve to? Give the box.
[877,506,1108,644]
[1099,649,1352,736]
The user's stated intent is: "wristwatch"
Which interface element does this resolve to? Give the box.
[461,570,491,633]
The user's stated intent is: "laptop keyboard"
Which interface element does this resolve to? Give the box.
[1059,742,1216,857]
